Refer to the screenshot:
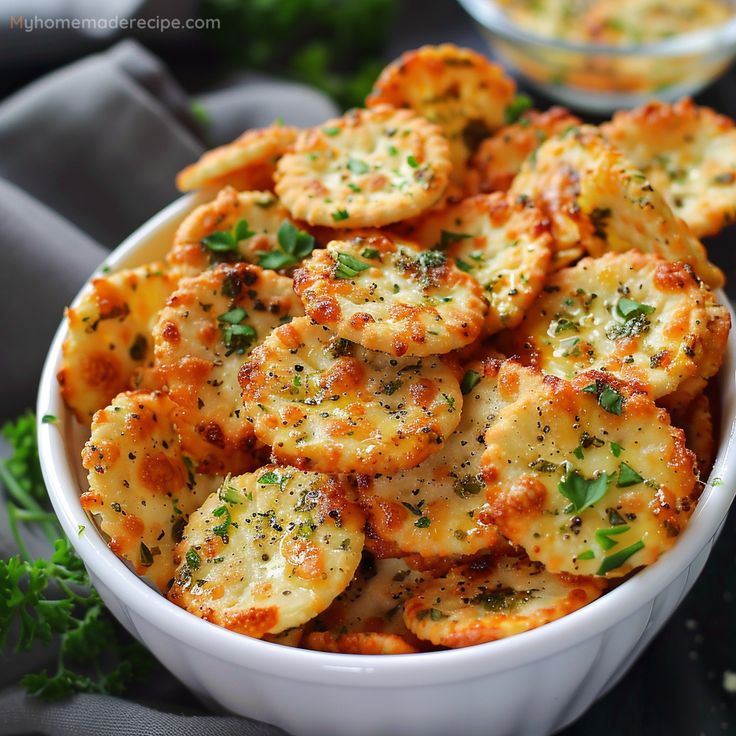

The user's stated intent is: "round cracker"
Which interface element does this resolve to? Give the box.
[80,391,218,591]
[167,466,365,637]
[167,187,309,275]
[481,370,698,578]
[671,392,715,479]
[357,359,538,557]
[293,231,487,356]
[509,125,724,288]
[239,316,463,474]
[58,262,179,423]
[275,105,451,228]
[367,44,515,183]
[176,124,298,193]
[313,556,426,636]
[602,98,736,238]
[408,193,552,334]
[153,262,303,474]
[471,107,582,194]
[304,631,419,654]
[403,554,603,647]
[498,251,730,401]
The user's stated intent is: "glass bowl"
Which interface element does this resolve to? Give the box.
[456,0,736,113]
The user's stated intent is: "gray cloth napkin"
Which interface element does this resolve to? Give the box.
[0,38,335,735]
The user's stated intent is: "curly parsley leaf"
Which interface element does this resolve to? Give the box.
[0,412,156,700]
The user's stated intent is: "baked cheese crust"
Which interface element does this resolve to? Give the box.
[481,370,698,577]
[167,466,365,636]
[275,105,451,228]
[602,98,736,238]
[176,124,298,193]
[59,263,178,422]
[80,391,217,591]
[357,359,539,557]
[367,44,515,185]
[509,125,724,288]
[471,107,582,194]
[499,251,730,401]
[153,262,303,474]
[403,554,603,647]
[167,187,300,275]
[239,317,462,473]
[408,193,553,332]
[293,231,487,356]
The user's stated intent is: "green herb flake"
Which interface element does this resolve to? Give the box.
[334,251,371,279]
[595,525,631,551]
[323,126,340,136]
[139,542,154,567]
[616,298,655,321]
[438,230,472,251]
[332,209,350,222]
[460,369,481,395]
[202,219,255,254]
[407,154,419,168]
[258,220,316,270]
[347,157,369,175]
[596,540,644,575]
[578,550,595,561]
[504,94,533,124]
[417,250,447,270]
[558,470,610,513]
[41,415,57,424]
[186,548,201,571]
[610,442,622,458]
[617,462,644,487]
[414,516,431,528]
[361,248,381,260]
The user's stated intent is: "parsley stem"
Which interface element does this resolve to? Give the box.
[6,505,31,561]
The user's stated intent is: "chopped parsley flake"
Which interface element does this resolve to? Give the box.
[257,220,315,270]
[334,251,371,279]
[596,540,644,575]
[332,209,350,222]
[558,470,610,513]
[460,369,481,395]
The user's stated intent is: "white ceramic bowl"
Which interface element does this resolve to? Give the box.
[37,194,736,736]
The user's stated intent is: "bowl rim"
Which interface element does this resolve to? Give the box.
[37,192,736,688]
[456,0,736,56]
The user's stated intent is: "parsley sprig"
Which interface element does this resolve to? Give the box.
[0,412,155,700]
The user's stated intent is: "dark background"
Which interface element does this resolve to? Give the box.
[3,1,736,733]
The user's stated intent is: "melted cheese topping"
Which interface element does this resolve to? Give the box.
[153,262,303,474]
[358,359,539,557]
[239,317,462,474]
[497,0,732,46]
[275,105,451,228]
[471,107,582,194]
[403,554,603,647]
[409,193,552,333]
[368,44,515,185]
[80,391,217,591]
[481,371,698,577]
[167,187,298,276]
[671,392,715,478]
[167,466,364,636]
[293,231,487,356]
[510,125,724,288]
[59,263,178,422]
[602,98,736,238]
[500,251,730,400]
[176,124,298,193]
